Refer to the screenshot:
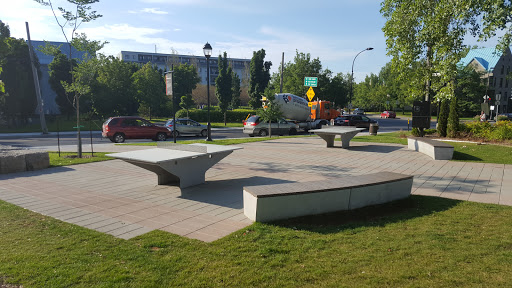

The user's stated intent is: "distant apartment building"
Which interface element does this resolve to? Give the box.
[118,51,251,86]
[29,40,86,114]
[459,47,512,114]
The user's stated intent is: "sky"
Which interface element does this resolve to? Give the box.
[0,0,498,82]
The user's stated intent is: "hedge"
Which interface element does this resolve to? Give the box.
[175,109,256,123]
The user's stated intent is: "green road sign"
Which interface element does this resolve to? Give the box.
[304,77,318,87]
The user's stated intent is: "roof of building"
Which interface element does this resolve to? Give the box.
[458,47,504,72]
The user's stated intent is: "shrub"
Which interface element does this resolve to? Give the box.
[424,129,437,135]
[411,127,421,137]
[447,97,460,138]
[497,115,510,122]
[489,121,512,141]
[437,100,449,137]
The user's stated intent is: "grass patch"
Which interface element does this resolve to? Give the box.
[49,152,114,167]
[352,131,409,145]
[450,142,512,164]
[1,196,512,286]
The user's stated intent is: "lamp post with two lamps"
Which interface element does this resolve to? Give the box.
[203,42,213,141]
[349,47,373,114]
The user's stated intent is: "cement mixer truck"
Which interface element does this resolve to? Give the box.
[272,93,340,131]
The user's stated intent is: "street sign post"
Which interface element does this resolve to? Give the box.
[306,87,315,101]
[304,77,318,87]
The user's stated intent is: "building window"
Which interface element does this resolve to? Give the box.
[507,79,509,88]
[500,78,503,88]
[501,65,505,74]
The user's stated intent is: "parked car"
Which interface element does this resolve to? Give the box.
[102,116,171,143]
[164,118,207,137]
[380,110,396,118]
[352,108,365,115]
[333,114,378,129]
[243,115,298,137]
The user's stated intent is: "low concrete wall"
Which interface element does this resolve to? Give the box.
[407,137,454,160]
[244,172,413,222]
[0,145,49,174]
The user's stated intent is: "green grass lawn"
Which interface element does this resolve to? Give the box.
[49,152,114,167]
[1,196,512,287]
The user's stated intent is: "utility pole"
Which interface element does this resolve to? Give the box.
[280,52,284,93]
[25,22,48,134]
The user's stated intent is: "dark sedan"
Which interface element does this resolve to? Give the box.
[334,115,378,129]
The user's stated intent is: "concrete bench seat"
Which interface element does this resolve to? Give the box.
[407,137,454,160]
[243,171,413,222]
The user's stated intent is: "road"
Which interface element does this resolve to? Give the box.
[0,115,432,149]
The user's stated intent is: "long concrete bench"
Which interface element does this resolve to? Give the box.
[243,172,413,222]
[407,137,454,160]
[0,145,49,174]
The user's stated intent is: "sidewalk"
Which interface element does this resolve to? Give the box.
[0,137,510,242]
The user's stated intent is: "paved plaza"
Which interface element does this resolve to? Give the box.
[0,137,511,242]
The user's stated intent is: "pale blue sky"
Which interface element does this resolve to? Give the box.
[1,0,495,82]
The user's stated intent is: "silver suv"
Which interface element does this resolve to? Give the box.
[243,115,298,137]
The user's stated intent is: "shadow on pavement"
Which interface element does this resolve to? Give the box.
[179,176,294,209]
[346,144,404,153]
[0,166,75,180]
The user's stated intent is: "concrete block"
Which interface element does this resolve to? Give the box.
[25,151,50,171]
[0,151,26,174]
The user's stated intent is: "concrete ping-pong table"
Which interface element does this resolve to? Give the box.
[310,126,366,148]
[107,143,242,189]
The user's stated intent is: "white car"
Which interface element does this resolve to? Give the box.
[165,118,207,137]
[243,115,298,137]
[353,108,365,115]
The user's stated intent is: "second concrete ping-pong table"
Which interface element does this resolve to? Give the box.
[310,127,366,148]
[107,143,242,189]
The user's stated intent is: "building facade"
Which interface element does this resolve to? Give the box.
[118,51,251,86]
[459,47,512,114]
[29,40,86,115]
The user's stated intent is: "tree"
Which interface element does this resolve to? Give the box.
[179,94,195,117]
[215,52,233,125]
[447,97,460,138]
[381,1,476,103]
[281,51,322,97]
[173,63,200,100]
[454,65,487,117]
[88,56,138,116]
[48,50,75,118]
[0,20,10,95]
[231,71,241,109]
[437,99,449,137]
[34,0,103,158]
[132,62,166,120]
[249,49,272,108]
[1,37,39,124]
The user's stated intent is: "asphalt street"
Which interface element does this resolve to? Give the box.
[0,115,425,148]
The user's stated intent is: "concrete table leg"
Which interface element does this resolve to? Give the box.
[317,134,336,147]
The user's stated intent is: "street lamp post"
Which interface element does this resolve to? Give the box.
[349,47,373,114]
[203,42,213,141]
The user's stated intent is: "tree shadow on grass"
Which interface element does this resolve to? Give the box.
[270,195,461,234]
[452,151,482,161]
